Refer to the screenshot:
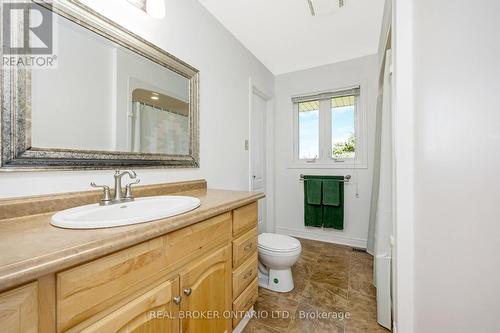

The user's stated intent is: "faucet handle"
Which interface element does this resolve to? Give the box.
[123,179,141,201]
[90,182,112,205]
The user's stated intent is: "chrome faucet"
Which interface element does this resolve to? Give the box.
[91,170,140,206]
[113,170,137,202]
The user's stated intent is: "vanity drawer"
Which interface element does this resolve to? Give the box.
[232,253,258,300]
[233,202,258,237]
[232,227,258,268]
[78,277,179,333]
[164,212,232,267]
[232,277,258,328]
[57,212,231,332]
[57,237,166,332]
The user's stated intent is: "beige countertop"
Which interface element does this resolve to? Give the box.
[0,181,263,292]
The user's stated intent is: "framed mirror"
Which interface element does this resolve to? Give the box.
[1,0,199,170]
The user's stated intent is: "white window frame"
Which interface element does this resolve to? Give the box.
[290,85,368,169]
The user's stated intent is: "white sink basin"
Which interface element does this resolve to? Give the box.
[51,196,201,229]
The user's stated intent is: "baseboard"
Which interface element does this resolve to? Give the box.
[232,307,254,333]
[275,226,367,249]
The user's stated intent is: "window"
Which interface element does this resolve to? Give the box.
[292,86,366,168]
[298,101,320,159]
[331,95,355,159]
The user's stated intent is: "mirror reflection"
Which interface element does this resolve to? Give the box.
[30,7,191,155]
[131,89,189,155]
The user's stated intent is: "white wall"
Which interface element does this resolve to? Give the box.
[273,55,378,248]
[395,0,500,332]
[0,0,274,198]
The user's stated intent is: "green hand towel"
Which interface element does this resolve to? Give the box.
[304,178,323,227]
[323,202,344,230]
[322,176,344,230]
[305,179,322,205]
[304,202,323,227]
[322,180,340,206]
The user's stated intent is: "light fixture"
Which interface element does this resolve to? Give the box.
[307,0,345,16]
[151,92,160,100]
[127,0,165,19]
[307,0,315,16]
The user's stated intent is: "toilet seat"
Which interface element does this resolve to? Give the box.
[258,233,301,253]
[258,246,301,257]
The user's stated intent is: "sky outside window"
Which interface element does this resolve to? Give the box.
[298,101,319,159]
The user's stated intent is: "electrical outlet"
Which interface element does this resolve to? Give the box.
[244,139,249,151]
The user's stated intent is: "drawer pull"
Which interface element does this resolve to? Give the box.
[243,270,253,279]
[173,296,182,305]
[183,288,192,296]
[244,243,253,252]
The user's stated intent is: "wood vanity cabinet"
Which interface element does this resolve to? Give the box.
[79,276,180,333]
[231,203,259,328]
[77,244,232,333]
[180,245,231,333]
[0,282,38,333]
[0,201,259,333]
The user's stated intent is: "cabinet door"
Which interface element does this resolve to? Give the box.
[0,283,38,333]
[80,276,181,333]
[180,245,231,333]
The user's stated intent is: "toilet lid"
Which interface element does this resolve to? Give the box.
[258,233,301,252]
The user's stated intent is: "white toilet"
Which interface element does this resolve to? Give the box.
[257,233,302,292]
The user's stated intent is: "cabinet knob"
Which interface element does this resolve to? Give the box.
[244,243,253,252]
[243,270,253,279]
[183,288,192,296]
[173,296,182,305]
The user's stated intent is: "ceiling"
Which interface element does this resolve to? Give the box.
[132,89,189,116]
[197,0,386,75]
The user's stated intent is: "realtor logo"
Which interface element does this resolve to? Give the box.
[2,0,57,68]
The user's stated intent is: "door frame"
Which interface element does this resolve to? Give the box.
[391,0,416,332]
[248,77,274,233]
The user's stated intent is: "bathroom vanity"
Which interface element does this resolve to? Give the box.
[0,180,262,332]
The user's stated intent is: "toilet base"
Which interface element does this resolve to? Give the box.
[258,267,294,293]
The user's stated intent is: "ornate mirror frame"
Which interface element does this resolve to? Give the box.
[0,0,200,170]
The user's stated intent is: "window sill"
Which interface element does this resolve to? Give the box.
[287,162,368,169]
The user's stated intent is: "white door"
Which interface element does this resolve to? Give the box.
[251,92,267,233]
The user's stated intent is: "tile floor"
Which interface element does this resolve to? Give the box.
[243,238,390,333]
